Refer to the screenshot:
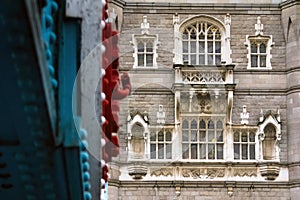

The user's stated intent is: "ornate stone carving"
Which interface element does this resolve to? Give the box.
[233,168,257,177]
[128,165,148,179]
[182,168,225,179]
[182,71,225,84]
[240,105,249,125]
[157,105,166,125]
[141,16,150,34]
[255,16,264,35]
[150,168,173,177]
[259,162,280,180]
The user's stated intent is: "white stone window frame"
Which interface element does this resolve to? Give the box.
[258,115,281,162]
[150,128,173,160]
[173,14,232,65]
[233,129,257,161]
[181,117,225,161]
[245,35,273,70]
[131,34,159,68]
[127,114,150,161]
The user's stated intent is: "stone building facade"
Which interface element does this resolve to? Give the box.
[106,0,300,199]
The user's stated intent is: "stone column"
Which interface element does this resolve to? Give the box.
[281,1,300,199]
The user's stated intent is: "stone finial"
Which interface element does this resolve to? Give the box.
[157,105,165,124]
[259,109,264,122]
[173,13,179,25]
[255,16,264,35]
[240,105,249,125]
[141,16,150,34]
[225,13,231,25]
[276,108,281,122]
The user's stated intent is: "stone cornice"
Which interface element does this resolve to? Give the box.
[280,0,300,10]
[119,2,281,15]
[234,89,287,95]
[109,0,126,8]
[109,179,291,188]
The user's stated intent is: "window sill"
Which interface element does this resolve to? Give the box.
[247,67,272,70]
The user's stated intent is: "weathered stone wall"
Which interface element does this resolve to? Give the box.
[111,185,291,200]
[281,1,300,199]
[108,1,296,199]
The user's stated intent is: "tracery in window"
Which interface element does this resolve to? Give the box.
[233,129,256,160]
[182,22,222,65]
[150,128,172,159]
[182,118,224,160]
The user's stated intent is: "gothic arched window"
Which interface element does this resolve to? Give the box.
[182,22,222,65]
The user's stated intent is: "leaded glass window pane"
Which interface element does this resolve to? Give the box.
[234,144,240,159]
[242,132,247,142]
[199,41,205,53]
[215,41,221,53]
[138,42,144,52]
[146,54,153,66]
[146,42,153,52]
[166,144,172,159]
[150,133,156,141]
[182,130,188,142]
[200,144,206,159]
[191,144,198,159]
[166,131,172,141]
[217,121,223,129]
[217,144,223,159]
[200,131,206,142]
[158,131,164,141]
[158,144,164,159]
[251,55,258,67]
[183,41,188,53]
[190,29,197,40]
[208,130,214,142]
[191,130,197,142]
[215,55,221,65]
[182,144,189,159]
[249,132,255,142]
[138,54,144,66]
[191,41,196,53]
[250,144,255,159]
[251,43,257,53]
[242,144,248,160]
[150,144,156,159]
[208,41,213,53]
[217,131,223,142]
[199,55,205,64]
[260,43,266,53]
[234,132,239,142]
[191,55,196,65]
[260,55,266,67]
[183,120,188,128]
[208,144,215,159]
